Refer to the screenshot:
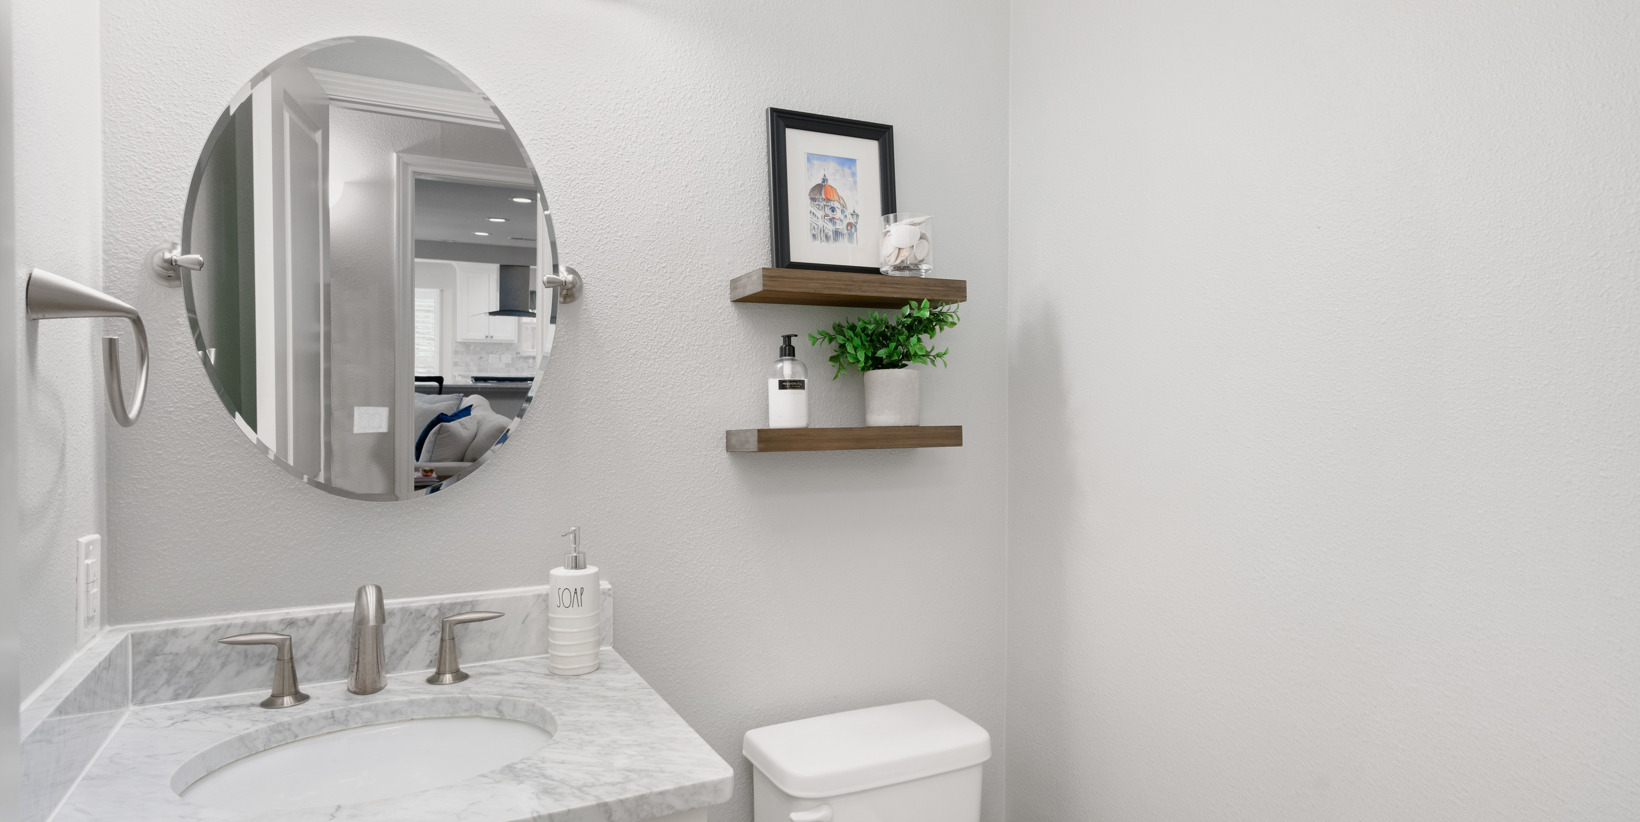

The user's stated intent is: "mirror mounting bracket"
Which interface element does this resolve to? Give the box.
[148,241,203,288]
[543,266,583,304]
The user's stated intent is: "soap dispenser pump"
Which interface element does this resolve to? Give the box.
[547,526,602,676]
[767,334,809,429]
[563,526,587,570]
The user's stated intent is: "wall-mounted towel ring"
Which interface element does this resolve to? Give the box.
[26,269,149,427]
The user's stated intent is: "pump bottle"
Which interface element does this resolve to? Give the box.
[547,526,601,675]
[768,334,809,428]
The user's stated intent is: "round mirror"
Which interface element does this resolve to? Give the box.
[181,37,559,501]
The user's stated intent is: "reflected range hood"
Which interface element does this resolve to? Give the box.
[489,264,536,318]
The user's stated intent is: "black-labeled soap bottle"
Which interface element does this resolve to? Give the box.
[767,334,809,428]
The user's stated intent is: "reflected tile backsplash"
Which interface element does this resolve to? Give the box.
[452,340,538,380]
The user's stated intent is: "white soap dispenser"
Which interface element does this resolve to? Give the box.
[547,526,602,676]
[768,334,809,428]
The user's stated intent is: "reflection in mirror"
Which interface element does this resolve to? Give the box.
[183,38,559,501]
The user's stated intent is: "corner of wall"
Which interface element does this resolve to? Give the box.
[1,0,25,816]
[13,0,105,697]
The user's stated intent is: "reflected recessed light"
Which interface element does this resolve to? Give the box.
[511,197,532,203]
[488,217,507,223]
[473,231,490,236]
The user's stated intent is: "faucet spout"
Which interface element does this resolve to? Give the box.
[348,584,387,694]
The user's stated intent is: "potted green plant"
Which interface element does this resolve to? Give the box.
[810,300,960,426]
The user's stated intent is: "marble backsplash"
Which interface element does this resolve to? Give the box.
[132,588,536,705]
[131,581,612,705]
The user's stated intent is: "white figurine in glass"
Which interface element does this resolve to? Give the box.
[880,213,933,277]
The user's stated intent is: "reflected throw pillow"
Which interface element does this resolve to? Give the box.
[462,410,511,462]
[412,394,462,454]
[420,412,482,463]
[415,404,472,460]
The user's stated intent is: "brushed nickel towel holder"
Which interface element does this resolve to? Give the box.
[25,268,149,427]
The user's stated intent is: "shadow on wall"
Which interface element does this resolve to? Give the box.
[19,325,70,568]
[1008,303,1084,818]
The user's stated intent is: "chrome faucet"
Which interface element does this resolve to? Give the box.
[348,584,387,695]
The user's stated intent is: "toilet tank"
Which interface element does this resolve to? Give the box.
[743,700,991,822]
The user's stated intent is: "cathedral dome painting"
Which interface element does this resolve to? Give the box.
[810,178,842,203]
[806,154,860,245]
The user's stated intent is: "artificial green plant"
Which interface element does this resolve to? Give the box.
[809,299,960,378]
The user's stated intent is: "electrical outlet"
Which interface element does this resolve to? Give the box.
[76,534,102,645]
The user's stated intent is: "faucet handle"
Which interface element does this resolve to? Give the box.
[219,632,292,655]
[219,632,309,709]
[427,611,504,685]
[443,611,504,629]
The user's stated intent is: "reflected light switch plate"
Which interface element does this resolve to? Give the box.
[354,406,390,433]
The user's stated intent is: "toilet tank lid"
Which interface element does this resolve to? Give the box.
[742,700,991,799]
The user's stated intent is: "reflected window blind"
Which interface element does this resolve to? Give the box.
[414,288,441,375]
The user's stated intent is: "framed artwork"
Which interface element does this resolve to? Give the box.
[767,108,896,273]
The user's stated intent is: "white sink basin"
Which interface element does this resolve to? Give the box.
[178,700,555,811]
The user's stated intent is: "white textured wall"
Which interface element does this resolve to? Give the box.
[1,0,23,813]
[100,2,1009,820]
[13,0,103,697]
[1008,1,1640,820]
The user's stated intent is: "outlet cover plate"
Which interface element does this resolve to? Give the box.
[76,534,101,645]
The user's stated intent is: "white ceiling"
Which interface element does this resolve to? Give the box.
[413,178,538,249]
[303,43,471,91]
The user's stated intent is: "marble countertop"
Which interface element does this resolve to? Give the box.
[52,650,731,822]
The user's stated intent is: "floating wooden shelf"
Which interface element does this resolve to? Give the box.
[726,425,963,453]
[728,268,966,453]
[730,267,967,309]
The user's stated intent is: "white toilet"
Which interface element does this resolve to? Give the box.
[743,699,991,822]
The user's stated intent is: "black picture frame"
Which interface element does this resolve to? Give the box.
[768,108,896,273]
